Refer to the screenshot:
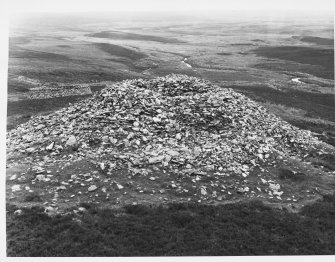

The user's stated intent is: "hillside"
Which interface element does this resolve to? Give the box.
[6,75,335,214]
[6,74,335,256]
[6,10,335,256]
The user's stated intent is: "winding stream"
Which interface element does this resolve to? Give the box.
[182,58,192,68]
[291,78,302,83]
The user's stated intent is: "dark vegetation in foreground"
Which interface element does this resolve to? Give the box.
[7,194,335,256]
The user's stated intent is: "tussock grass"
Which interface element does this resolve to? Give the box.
[253,46,334,79]
[7,195,335,256]
[261,102,335,127]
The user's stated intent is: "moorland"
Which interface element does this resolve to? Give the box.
[6,11,335,256]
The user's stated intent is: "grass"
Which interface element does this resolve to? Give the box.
[5,18,335,257]
[9,48,71,61]
[230,85,335,145]
[307,151,335,172]
[300,36,334,46]
[253,46,334,79]
[7,94,91,130]
[7,78,33,93]
[9,36,31,45]
[200,69,261,82]
[94,43,147,60]
[230,43,254,46]
[8,42,141,84]
[260,102,335,127]
[7,94,91,117]
[253,61,333,80]
[88,30,184,44]
[13,68,133,84]
[89,84,107,93]
[254,46,334,69]
[230,85,335,122]
[260,102,335,146]
[6,194,335,256]
[217,52,232,55]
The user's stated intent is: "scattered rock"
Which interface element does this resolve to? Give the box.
[46,142,55,151]
[116,184,124,190]
[269,183,281,191]
[6,75,328,205]
[14,209,22,216]
[65,135,77,147]
[9,175,17,181]
[36,124,45,130]
[88,185,98,192]
[11,185,21,192]
[45,206,56,216]
[237,187,249,194]
[78,207,87,212]
[35,174,47,181]
[148,156,165,164]
[26,147,36,153]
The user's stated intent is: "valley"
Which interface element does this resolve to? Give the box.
[5,11,335,256]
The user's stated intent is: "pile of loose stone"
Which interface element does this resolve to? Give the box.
[7,74,323,207]
[25,85,92,100]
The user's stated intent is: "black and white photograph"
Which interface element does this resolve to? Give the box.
[1,0,334,257]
